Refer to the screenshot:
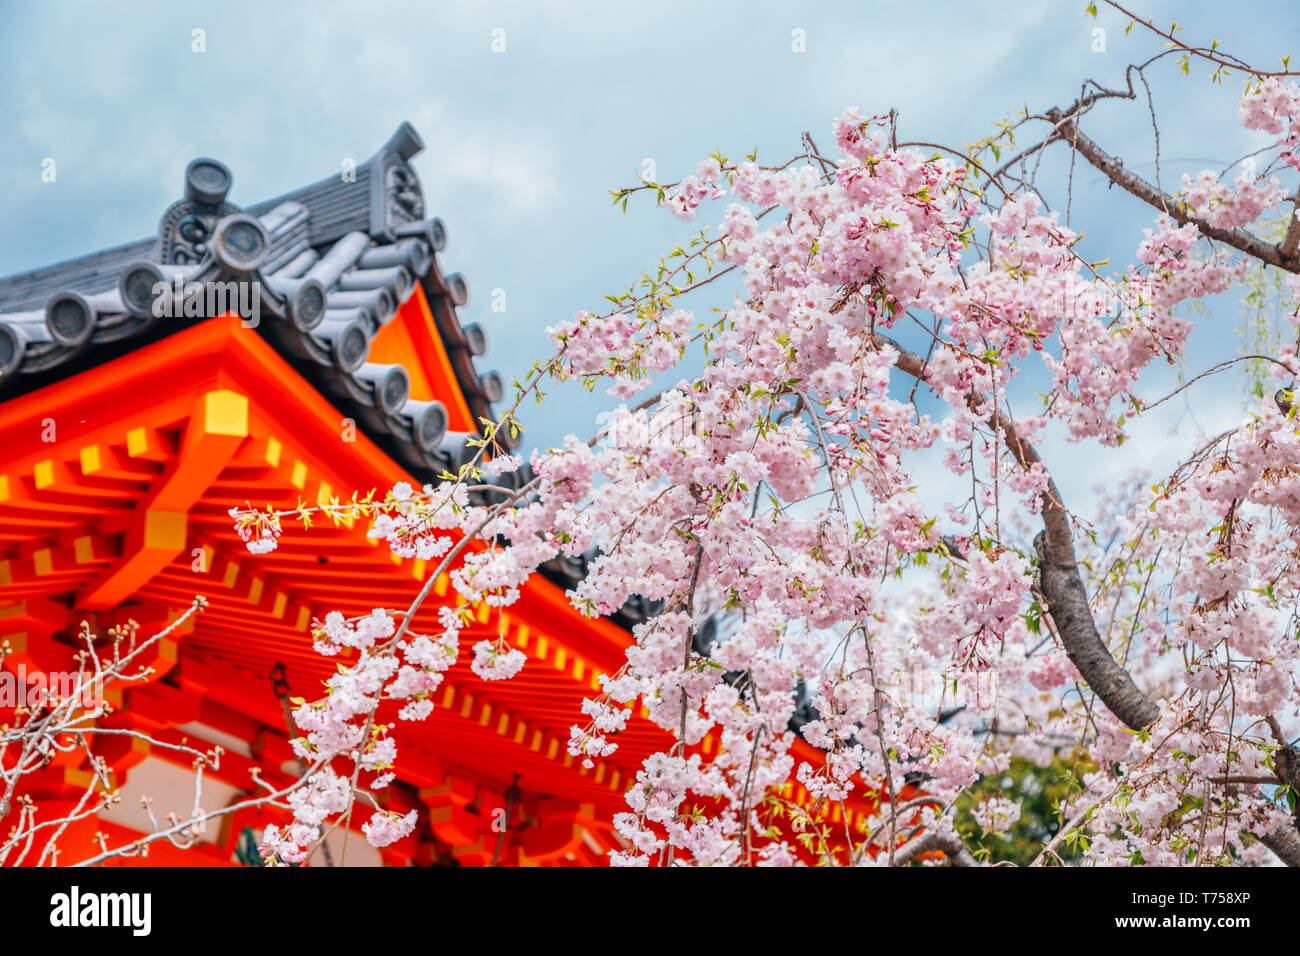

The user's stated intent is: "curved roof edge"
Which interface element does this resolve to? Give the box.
[0,125,651,631]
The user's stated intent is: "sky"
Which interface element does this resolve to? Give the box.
[3,0,1299,526]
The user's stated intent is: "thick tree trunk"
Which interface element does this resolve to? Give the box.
[1032,520,1161,731]
[877,334,1300,864]
[1258,825,1300,867]
[880,334,1163,730]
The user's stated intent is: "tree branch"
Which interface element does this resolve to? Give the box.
[1280,190,1300,261]
[876,331,1300,864]
[891,830,979,867]
[1044,107,1300,272]
[876,333,1162,731]
[1257,823,1300,867]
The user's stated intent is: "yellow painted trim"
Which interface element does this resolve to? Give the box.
[126,427,147,457]
[202,389,250,437]
[80,445,102,474]
[143,509,187,550]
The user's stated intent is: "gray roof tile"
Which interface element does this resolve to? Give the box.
[0,123,646,629]
[0,122,512,486]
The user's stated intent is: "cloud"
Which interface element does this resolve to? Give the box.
[1,0,1295,476]
[408,101,557,218]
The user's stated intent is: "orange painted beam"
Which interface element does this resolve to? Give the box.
[368,285,475,432]
[0,594,68,636]
[77,390,249,610]
[0,629,79,684]
[0,315,886,865]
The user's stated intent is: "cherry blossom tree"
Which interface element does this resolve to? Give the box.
[218,5,1300,867]
[0,599,368,866]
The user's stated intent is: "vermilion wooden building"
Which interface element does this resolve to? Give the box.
[0,126,874,865]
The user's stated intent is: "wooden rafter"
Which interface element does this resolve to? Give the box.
[77,390,249,610]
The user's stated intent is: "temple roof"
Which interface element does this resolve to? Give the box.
[0,123,505,486]
[0,128,862,866]
[0,124,655,631]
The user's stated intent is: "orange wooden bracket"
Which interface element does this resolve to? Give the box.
[0,630,80,686]
[0,595,69,638]
[518,799,597,863]
[77,390,249,610]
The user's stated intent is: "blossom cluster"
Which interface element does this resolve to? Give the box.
[233,76,1300,867]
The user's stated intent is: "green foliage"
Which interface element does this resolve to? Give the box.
[235,826,268,866]
[1237,213,1295,399]
[955,754,1094,865]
